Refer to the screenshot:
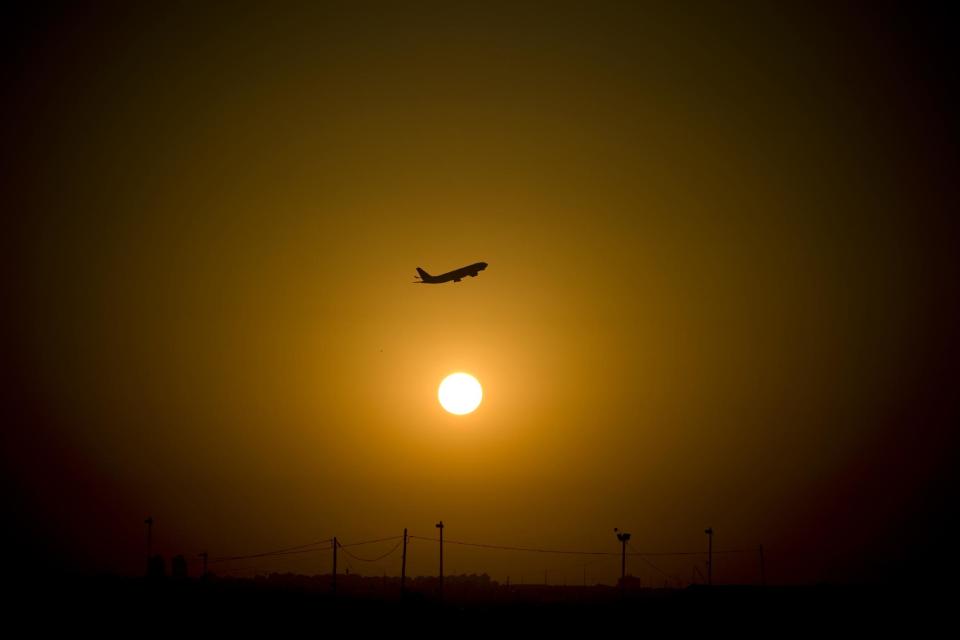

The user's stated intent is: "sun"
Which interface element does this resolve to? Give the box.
[438,372,483,415]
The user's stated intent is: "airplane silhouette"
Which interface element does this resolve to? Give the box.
[415,262,488,284]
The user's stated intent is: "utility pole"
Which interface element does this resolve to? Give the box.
[144,517,153,574]
[400,528,408,597]
[435,521,444,598]
[759,544,766,587]
[705,527,713,586]
[199,551,208,578]
[332,537,338,596]
[615,528,631,589]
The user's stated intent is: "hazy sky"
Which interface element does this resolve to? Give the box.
[4,2,958,586]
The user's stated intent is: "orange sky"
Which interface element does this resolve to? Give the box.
[4,2,958,586]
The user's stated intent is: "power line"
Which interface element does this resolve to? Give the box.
[627,549,756,557]
[408,535,756,558]
[628,541,681,585]
[339,535,404,548]
[340,541,403,563]
[270,546,333,557]
[639,556,675,583]
[207,529,770,580]
[211,545,332,563]
[212,550,329,577]
[209,535,400,564]
[409,535,620,556]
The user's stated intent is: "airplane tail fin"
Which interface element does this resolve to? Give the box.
[416,267,431,280]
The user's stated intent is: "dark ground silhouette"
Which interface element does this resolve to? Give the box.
[10,570,949,633]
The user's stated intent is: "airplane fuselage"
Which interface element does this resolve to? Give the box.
[416,262,488,284]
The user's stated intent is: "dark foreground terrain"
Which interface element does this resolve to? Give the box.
[8,573,950,633]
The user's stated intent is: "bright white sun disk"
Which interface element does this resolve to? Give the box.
[438,373,482,415]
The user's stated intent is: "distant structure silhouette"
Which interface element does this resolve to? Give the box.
[171,554,188,579]
[331,537,338,596]
[147,554,165,579]
[705,527,714,586]
[185,525,764,592]
[400,528,408,598]
[144,516,153,575]
[436,521,445,598]
[759,544,766,586]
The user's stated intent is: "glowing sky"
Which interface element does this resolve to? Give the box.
[4,3,958,585]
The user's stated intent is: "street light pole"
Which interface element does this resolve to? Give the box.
[615,528,631,590]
